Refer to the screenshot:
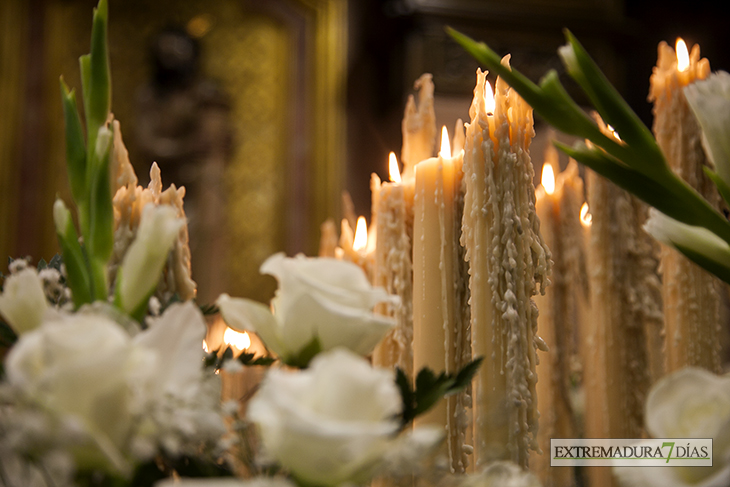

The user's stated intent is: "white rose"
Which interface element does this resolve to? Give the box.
[5,311,136,474]
[217,253,396,365]
[614,367,730,487]
[247,348,402,486]
[130,302,226,459]
[0,268,49,335]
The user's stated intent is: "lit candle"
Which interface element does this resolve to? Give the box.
[462,66,550,469]
[531,148,586,487]
[372,73,435,374]
[372,152,415,377]
[582,116,663,487]
[338,216,374,279]
[649,38,721,374]
[413,125,471,473]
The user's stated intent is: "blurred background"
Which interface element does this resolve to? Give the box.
[1,0,728,304]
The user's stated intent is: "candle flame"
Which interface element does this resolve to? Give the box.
[484,80,495,114]
[439,126,451,158]
[202,339,209,353]
[542,163,556,195]
[389,152,402,183]
[223,328,251,351]
[607,124,621,141]
[580,202,593,227]
[353,216,368,251]
[676,38,690,72]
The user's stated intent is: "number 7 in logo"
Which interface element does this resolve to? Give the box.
[662,441,675,463]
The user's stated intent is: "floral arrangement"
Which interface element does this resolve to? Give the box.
[0,3,485,486]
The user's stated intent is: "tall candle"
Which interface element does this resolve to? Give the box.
[582,117,663,487]
[372,74,435,378]
[413,126,471,473]
[532,151,586,487]
[649,39,721,374]
[372,153,415,378]
[462,65,550,469]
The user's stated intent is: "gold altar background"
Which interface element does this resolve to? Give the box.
[2,0,729,304]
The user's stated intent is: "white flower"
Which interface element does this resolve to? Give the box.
[115,204,184,316]
[217,253,395,364]
[2,301,225,475]
[0,268,49,335]
[684,72,730,186]
[643,209,730,278]
[614,367,730,487]
[247,348,402,486]
[129,302,226,460]
[5,311,136,473]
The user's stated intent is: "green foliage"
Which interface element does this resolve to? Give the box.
[448,27,730,283]
[204,347,277,371]
[396,357,483,428]
[60,79,87,203]
[0,320,17,349]
[56,0,116,309]
[199,303,219,316]
[284,336,322,369]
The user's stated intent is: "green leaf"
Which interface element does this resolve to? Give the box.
[704,167,730,209]
[237,351,276,367]
[446,28,604,142]
[203,351,219,369]
[555,141,730,244]
[87,126,114,266]
[0,320,18,348]
[48,254,63,272]
[555,141,695,220]
[674,242,730,285]
[60,78,87,204]
[559,30,667,175]
[395,367,415,423]
[397,357,483,427]
[55,200,93,307]
[452,356,484,392]
[199,303,219,316]
[284,336,322,369]
[82,0,111,162]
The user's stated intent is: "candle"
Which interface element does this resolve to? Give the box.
[372,153,415,377]
[532,149,586,487]
[649,38,721,374]
[372,73,435,383]
[401,74,437,180]
[462,66,550,469]
[413,125,471,473]
[319,219,339,257]
[582,117,663,487]
[338,216,374,279]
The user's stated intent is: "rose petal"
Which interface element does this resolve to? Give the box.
[133,301,206,398]
[217,294,285,358]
